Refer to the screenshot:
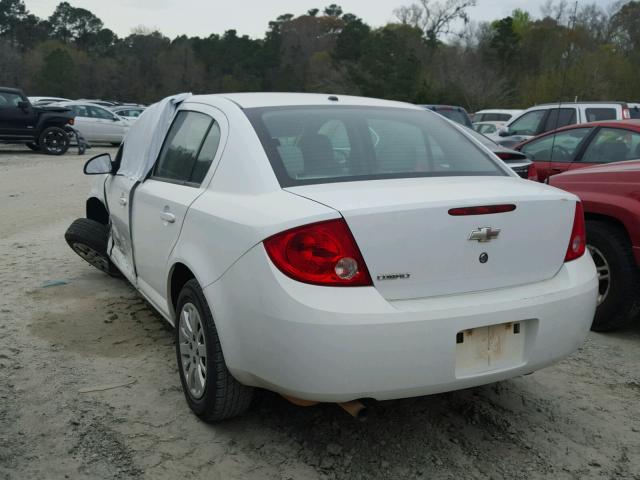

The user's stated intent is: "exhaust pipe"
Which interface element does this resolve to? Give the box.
[281,395,368,420]
[338,400,368,421]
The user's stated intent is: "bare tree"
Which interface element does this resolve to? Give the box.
[393,0,476,44]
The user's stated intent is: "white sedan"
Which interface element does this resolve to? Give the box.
[66,93,598,422]
[55,101,130,145]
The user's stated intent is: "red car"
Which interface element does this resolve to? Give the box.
[515,120,640,182]
[550,161,640,331]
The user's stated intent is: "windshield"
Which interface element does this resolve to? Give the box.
[246,106,506,187]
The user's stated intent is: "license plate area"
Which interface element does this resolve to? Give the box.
[455,321,527,377]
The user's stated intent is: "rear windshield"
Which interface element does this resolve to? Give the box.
[246,106,505,187]
[476,113,512,122]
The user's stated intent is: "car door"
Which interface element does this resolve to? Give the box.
[572,127,640,172]
[88,105,126,143]
[519,127,593,181]
[0,91,36,137]
[131,105,225,313]
[70,104,97,142]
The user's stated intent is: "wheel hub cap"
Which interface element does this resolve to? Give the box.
[588,245,610,306]
[178,303,207,399]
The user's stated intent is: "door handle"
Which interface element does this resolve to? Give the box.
[160,211,176,223]
[119,195,127,206]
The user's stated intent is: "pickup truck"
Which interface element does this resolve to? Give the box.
[0,87,76,155]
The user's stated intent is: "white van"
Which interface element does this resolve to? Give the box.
[490,102,635,147]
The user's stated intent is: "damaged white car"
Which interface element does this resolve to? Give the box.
[66,93,598,422]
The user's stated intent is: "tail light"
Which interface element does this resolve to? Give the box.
[263,218,372,286]
[623,108,631,119]
[527,163,538,181]
[564,202,586,262]
[449,204,516,216]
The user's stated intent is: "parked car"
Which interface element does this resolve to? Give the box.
[473,109,523,123]
[0,87,75,155]
[514,120,640,182]
[473,121,504,135]
[54,101,130,145]
[65,92,597,422]
[28,96,71,106]
[110,106,145,120]
[420,104,473,128]
[489,102,636,147]
[462,127,537,180]
[628,103,640,119]
[550,161,640,331]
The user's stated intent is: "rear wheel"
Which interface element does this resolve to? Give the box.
[587,220,640,331]
[39,126,70,155]
[65,218,121,277]
[175,279,254,422]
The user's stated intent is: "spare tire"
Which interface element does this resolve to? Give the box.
[65,218,121,277]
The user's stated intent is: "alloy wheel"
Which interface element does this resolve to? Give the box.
[178,303,207,399]
[588,245,610,306]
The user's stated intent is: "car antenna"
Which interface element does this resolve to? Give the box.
[549,1,579,171]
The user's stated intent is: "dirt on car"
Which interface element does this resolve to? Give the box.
[1,145,639,479]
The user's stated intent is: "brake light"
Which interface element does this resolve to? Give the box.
[449,204,516,216]
[623,108,631,119]
[564,202,586,262]
[263,219,372,286]
[527,163,538,181]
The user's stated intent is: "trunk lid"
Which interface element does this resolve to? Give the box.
[286,177,576,300]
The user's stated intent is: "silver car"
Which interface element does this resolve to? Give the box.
[54,101,130,145]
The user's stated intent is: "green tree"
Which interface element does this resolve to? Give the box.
[35,46,76,96]
[48,1,103,44]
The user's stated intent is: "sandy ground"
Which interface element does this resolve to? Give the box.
[1,144,639,480]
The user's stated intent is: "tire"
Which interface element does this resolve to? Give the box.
[38,126,70,155]
[26,142,40,152]
[175,279,254,422]
[587,220,640,331]
[64,218,121,277]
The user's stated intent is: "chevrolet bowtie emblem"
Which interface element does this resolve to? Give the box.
[469,227,501,242]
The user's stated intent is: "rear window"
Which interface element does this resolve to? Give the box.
[476,113,512,122]
[628,106,640,119]
[246,106,506,187]
[585,108,617,122]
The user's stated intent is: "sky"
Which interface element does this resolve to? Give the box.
[23,0,617,39]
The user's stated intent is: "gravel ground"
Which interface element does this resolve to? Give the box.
[1,144,639,480]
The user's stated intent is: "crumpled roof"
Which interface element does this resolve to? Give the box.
[116,93,191,181]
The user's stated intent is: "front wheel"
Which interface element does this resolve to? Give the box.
[587,220,640,331]
[175,279,254,422]
[39,126,70,155]
[65,218,121,277]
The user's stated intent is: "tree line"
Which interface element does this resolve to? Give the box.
[1,0,639,110]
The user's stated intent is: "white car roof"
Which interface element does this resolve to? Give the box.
[190,92,421,110]
[474,109,523,114]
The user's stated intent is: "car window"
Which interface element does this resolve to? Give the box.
[542,108,576,132]
[478,113,511,122]
[434,108,472,128]
[476,124,497,134]
[189,121,221,184]
[585,108,617,122]
[521,128,591,162]
[0,92,23,107]
[630,106,640,119]
[581,128,640,164]
[153,111,213,184]
[509,110,546,136]
[246,106,505,187]
[70,105,90,117]
[88,105,115,120]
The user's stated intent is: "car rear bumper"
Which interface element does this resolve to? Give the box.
[204,246,598,403]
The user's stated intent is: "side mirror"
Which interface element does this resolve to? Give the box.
[498,126,511,137]
[17,100,30,110]
[84,153,114,175]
